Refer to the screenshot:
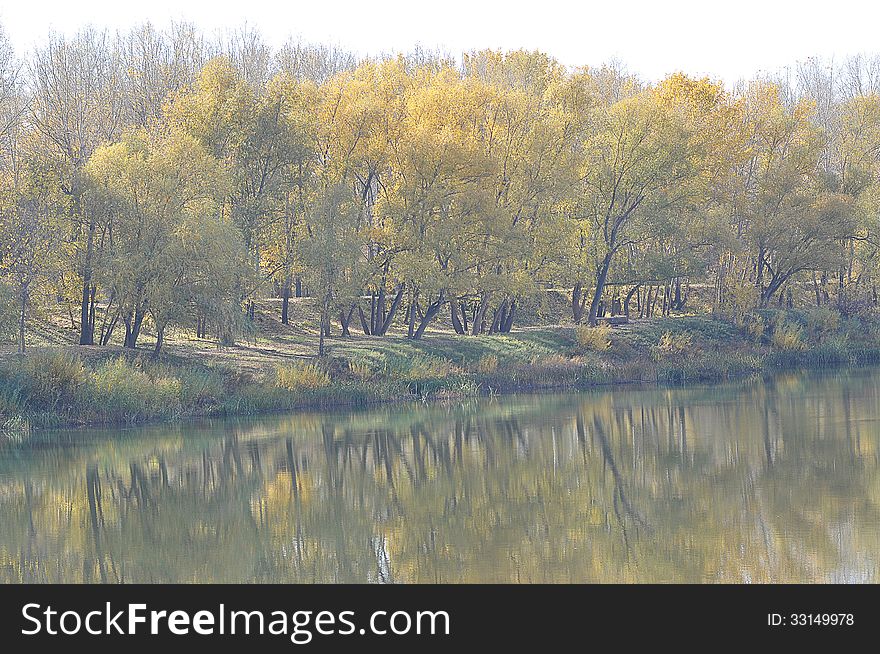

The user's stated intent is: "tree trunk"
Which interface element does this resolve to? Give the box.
[281,277,292,325]
[357,304,371,335]
[500,299,516,333]
[450,300,465,335]
[79,216,97,345]
[587,255,613,326]
[489,298,509,334]
[572,282,587,323]
[18,287,27,354]
[100,309,120,346]
[376,284,405,335]
[412,292,446,340]
[408,288,420,338]
[624,285,640,318]
[756,247,766,307]
[471,292,490,335]
[123,308,145,349]
[318,294,331,356]
[153,325,165,356]
[340,304,355,337]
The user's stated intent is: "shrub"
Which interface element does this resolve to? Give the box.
[474,354,499,374]
[348,359,373,382]
[575,324,612,352]
[18,351,87,410]
[275,361,331,391]
[771,322,806,351]
[89,358,181,422]
[743,313,766,341]
[654,331,693,354]
[405,355,460,380]
[805,306,840,342]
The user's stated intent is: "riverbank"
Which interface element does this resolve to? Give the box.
[3,309,880,433]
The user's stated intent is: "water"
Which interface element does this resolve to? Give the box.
[2,367,879,583]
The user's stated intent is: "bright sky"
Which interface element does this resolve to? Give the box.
[1,0,879,84]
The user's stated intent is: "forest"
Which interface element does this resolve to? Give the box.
[2,23,880,364]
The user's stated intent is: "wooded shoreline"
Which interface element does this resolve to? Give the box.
[3,312,879,434]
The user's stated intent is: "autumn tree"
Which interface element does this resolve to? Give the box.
[85,128,230,351]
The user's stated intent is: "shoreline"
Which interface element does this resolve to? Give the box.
[4,314,880,435]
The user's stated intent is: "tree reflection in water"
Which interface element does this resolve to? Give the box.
[1,367,879,583]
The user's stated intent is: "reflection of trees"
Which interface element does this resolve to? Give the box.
[1,369,879,582]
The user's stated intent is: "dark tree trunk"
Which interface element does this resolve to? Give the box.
[408,288,419,338]
[281,277,292,325]
[340,304,356,337]
[294,276,303,297]
[153,325,165,356]
[18,286,27,354]
[489,298,509,334]
[100,309,120,346]
[588,254,613,326]
[572,282,587,323]
[412,292,446,340]
[501,299,516,333]
[318,294,331,356]
[624,285,640,318]
[79,216,97,345]
[123,308,145,349]
[450,300,465,335]
[471,292,490,335]
[376,284,405,336]
[357,304,372,335]
[369,292,377,335]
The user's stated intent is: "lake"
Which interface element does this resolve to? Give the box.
[1,367,879,583]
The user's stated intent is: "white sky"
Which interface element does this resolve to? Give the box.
[1,0,879,84]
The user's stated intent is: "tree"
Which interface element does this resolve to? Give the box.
[28,28,125,345]
[300,183,363,356]
[578,86,698,325]
[732,83,854,307]
[85,127,230,350]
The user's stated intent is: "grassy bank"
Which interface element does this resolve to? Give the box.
[3,306,880,433]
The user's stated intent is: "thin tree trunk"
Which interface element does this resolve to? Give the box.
[572,282,587,323]
[281,276,292,325]
[624,285,640,318]
[18,287,27,354]
[79,216,96,345]
[408,287,419,338]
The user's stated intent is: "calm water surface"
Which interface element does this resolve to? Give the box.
[2,367,879,583]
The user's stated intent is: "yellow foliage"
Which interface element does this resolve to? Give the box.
[771,323,806,351]
[275,361,331,390]
[474,354,499,374]
[655,331,693,353]
[575,324,612,352]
